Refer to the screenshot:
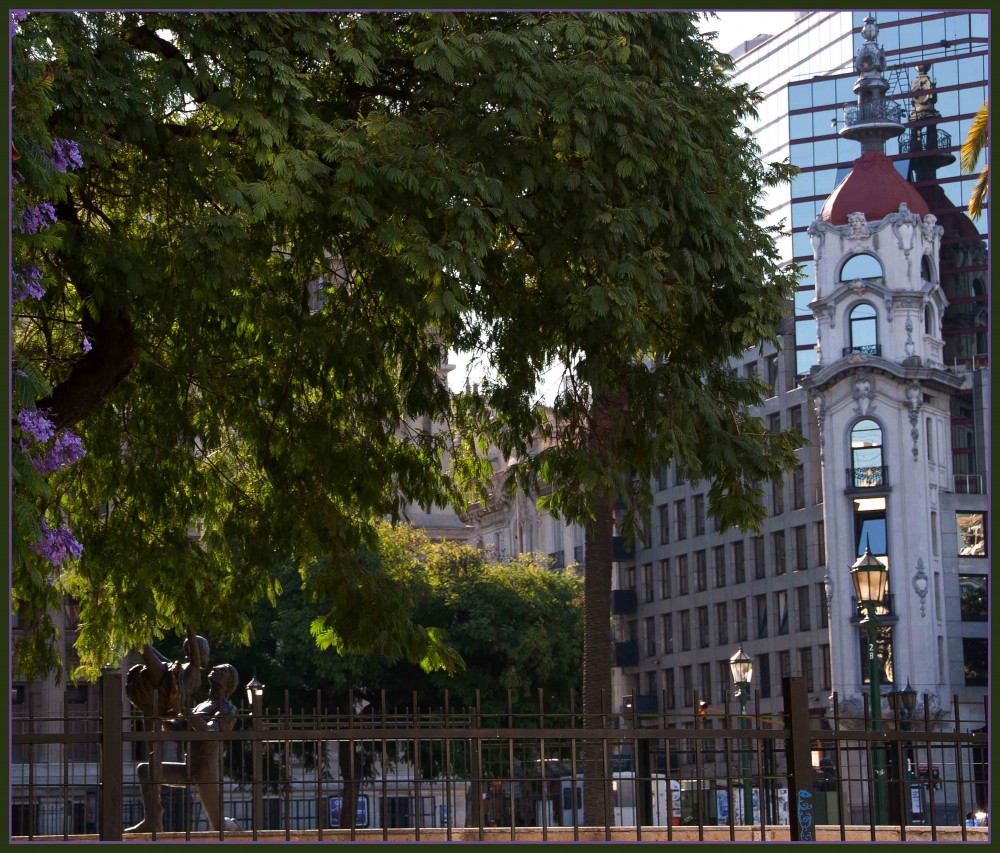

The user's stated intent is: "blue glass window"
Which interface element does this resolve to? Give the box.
[840,254,883,280]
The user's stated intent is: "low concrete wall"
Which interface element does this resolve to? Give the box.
[22,825,989,843]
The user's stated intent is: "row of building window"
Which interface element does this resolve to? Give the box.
[628,522,826,602]
[633,585,829,658]
[649,644,832,712]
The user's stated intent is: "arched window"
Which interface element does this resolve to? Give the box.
[851,419,885,487]
[848,303,879,355]
[920,255,934,283]
[924,304,934,335]
[840,253,883,281]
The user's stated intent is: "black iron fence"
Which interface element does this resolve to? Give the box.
[11,675,988,842]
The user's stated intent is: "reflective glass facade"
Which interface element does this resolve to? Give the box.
[732,10,989,376]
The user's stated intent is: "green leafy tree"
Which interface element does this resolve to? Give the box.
[212,522,582,828]
[13,11,800,768]
[960,102,988,219]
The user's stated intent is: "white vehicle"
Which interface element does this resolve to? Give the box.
[560,773,682,827]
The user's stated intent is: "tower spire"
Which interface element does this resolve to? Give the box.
[839,15,904,153]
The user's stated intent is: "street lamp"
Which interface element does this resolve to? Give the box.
[730,644,754,826]
[850,540,889,826]
[246,677,265,835]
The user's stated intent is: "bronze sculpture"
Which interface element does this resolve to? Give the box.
[124,631,239,833]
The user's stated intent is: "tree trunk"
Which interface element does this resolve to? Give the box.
[338,740,363,830]
[581,490,614,828]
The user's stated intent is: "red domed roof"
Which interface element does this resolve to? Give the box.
[820,150,930,224]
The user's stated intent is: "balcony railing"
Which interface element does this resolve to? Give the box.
[899,125,953,155]
[843,100,904,127]
[847,465,889,490]
[611,589,638,616]
[842,344,882,358]
[953,475,984,495]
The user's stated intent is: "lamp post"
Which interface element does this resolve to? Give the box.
[888,680,918,823]
[850,540,889,826]
[730,645,754,826]
[246,677,265,835]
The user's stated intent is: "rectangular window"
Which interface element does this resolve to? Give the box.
[790,405,803,435]
[778,651,791,683]
[658,465,670,492]
[794,525,809,571]
[744,360,759,380]
[675,500,687,541]
[733,541,746,584]
[643,563,654,603]
[773,531,787,575]
[659,505,670,546]
[660,559,671,599]
[715,602,728,646]
[962,637,989,687]
[796,586,811,632]
[665,669,676,710]
[755,593,768,639]
[713,546,726,588]
[680,610,691,653]
[959,575,988,621]
[734,598,748,643]
[772,478,785,515]
[791,465,805,510]
[814,521,826,567]
[753,535,766,579]
[662,613,674,654]
[677,554,689,596]
[766,354,779,395]
[697,605,710,649]
[695,550,707,592]
[682,665,693,706]
[820,644,832,690]
[757,652,771,699]
[957,511,986,556]
[799,647,815,692]
[642,511,652,550]
[699,662,712,704]
[693,494,706,536]
[626,564,636,590]
[674,462,685,487]
[817,583,829,628]
[775,590,789,635]
[769,412,782,434]
[645,616,657,657]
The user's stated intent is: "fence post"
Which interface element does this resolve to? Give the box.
[99,669,124,841]
[783,676,815,842]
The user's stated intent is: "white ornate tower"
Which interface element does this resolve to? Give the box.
[801,17,966,715]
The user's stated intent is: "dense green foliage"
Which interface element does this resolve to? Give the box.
[12,11,802,682]
[212,523,583,713]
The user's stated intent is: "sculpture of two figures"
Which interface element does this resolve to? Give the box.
[124,630,241,834]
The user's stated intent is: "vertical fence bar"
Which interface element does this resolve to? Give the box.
[99,670,123,841]
[861,692,876,839]
[753,689,766,838]
[920,693,937,840]
[600,688,611,840]
[783,676,814,842]
[412,691,422,842]
[723,688,735,839]
[831,693,846,841]
[506,688,515,842]
[283,690,291,841]
[444,690,453,843]
[692,689,704,841]
[538,688,547,842]
[473,690,484,841]
[380,691,388,841]
[661,690,672,842]
[952,695,967,841]
[315,690,323,841]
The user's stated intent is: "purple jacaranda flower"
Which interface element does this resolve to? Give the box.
[50,138,83,172]
[32,520,83,567]
[17,407,57,443]
[34,429,87,474]
[82,334,92,353]
[12,265,44,301]
[10,11,27,38]
[17,201,57,234]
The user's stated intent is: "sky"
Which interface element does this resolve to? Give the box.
[446,10,805,398]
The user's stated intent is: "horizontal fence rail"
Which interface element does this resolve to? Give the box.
[11,675,988,842]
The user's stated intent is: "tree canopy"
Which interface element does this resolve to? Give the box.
[211,522,583,714]
[12,11,801,680]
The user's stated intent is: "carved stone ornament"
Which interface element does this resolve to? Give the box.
[920,213,941,242]
[808,223,825,260]
[904,317,916,357]
[846,211,871,241]
[852,370,875,416]
[885,294,894,323]
[822,570,834,606]
[906,379,922,459]
[912,558,929,617]
[813,394,826,458]
[893,210,916,258]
